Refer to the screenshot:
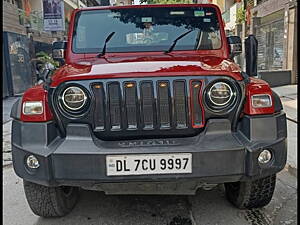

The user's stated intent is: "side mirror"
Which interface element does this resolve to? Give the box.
[227,36,242,59]
[52,41,67,65]
[245,35,258,76]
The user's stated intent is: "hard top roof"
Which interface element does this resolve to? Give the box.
[76,4,220,12]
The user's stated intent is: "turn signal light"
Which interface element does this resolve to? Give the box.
[23,101,43,115]
[244,78,274,115]
[251,94,272,108]
[20,85,53,122]
[125,83,135,88]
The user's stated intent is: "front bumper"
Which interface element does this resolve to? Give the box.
[12,112,287,194]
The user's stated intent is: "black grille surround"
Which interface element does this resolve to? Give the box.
[49,76,244,141]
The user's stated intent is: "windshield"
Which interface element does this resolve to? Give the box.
[72,7,222,53]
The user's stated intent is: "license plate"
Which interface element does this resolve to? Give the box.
[106,153,192,176]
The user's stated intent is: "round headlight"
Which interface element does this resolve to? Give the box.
[208,82,234,107]
[62,86,87,111]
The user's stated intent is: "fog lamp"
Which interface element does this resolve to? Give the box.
[26,155,40,169]
[258,150,272,164]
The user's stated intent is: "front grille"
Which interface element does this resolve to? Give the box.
[92,78,204,139]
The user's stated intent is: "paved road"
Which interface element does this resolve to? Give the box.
[2,97,19,124]
[3,165,297,225]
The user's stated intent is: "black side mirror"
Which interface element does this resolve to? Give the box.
[227,36,242,59]
[52,41,67,65]
[245,35,258,76]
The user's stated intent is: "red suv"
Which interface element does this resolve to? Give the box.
[11,4,287,217]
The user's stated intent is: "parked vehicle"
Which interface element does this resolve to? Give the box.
[11,4,287,217]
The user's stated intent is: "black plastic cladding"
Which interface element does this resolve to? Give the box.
[48,76,244,140]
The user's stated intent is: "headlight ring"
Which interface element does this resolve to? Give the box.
[58,85,90,116]
[205,81,237,111]
[62,86,87,111]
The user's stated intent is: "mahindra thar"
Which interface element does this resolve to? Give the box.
[11,4,287,217]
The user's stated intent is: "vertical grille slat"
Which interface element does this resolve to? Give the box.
[158,81,171,129]
[108,82,122,130]
[92,83,105,131]
[124,82,138,130]
[141,81,154,130]
[174,81,188,128]
[190,80,203,128]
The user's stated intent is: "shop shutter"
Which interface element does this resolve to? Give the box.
[256,19,284,71]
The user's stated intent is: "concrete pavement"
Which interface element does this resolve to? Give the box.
[272,85,297,176]
[2,97,20,124]
[272,85,297,122]
[3,121,12,167]
[3,165,297,225]
[2,97,19,167]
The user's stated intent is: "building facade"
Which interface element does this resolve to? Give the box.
[2,0,100,98]
[204,0,297,86]
[251,0,298,86]
[110,0,132,5]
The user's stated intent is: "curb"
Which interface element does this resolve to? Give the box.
[3,162,13,168]
[287,117,298,124]
[286,165,297,178]
[3,119,12,125]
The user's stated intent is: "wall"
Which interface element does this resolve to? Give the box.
[251,0,297,84]
[224,0,235,12]
[111,0,132,5]
[223,2,242,32]
[258,70,291,87]
[30,0,42,11]
[3,1,26,35]
[3,32,34,96]
[227,3,237,30]
[286,5,298,83]
[251,0,289,17]
[212,0,225,12]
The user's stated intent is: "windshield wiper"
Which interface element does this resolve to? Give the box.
[97,32,115,58]
[164,29,194,54]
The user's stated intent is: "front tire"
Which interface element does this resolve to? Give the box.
[224,174,276,209]
[23,180,79,217]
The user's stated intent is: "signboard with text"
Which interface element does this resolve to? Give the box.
[43,0,65,31]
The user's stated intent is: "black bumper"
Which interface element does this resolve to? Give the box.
[12,112,287,191]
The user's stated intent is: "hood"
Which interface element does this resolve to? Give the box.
[50,55,242,87]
